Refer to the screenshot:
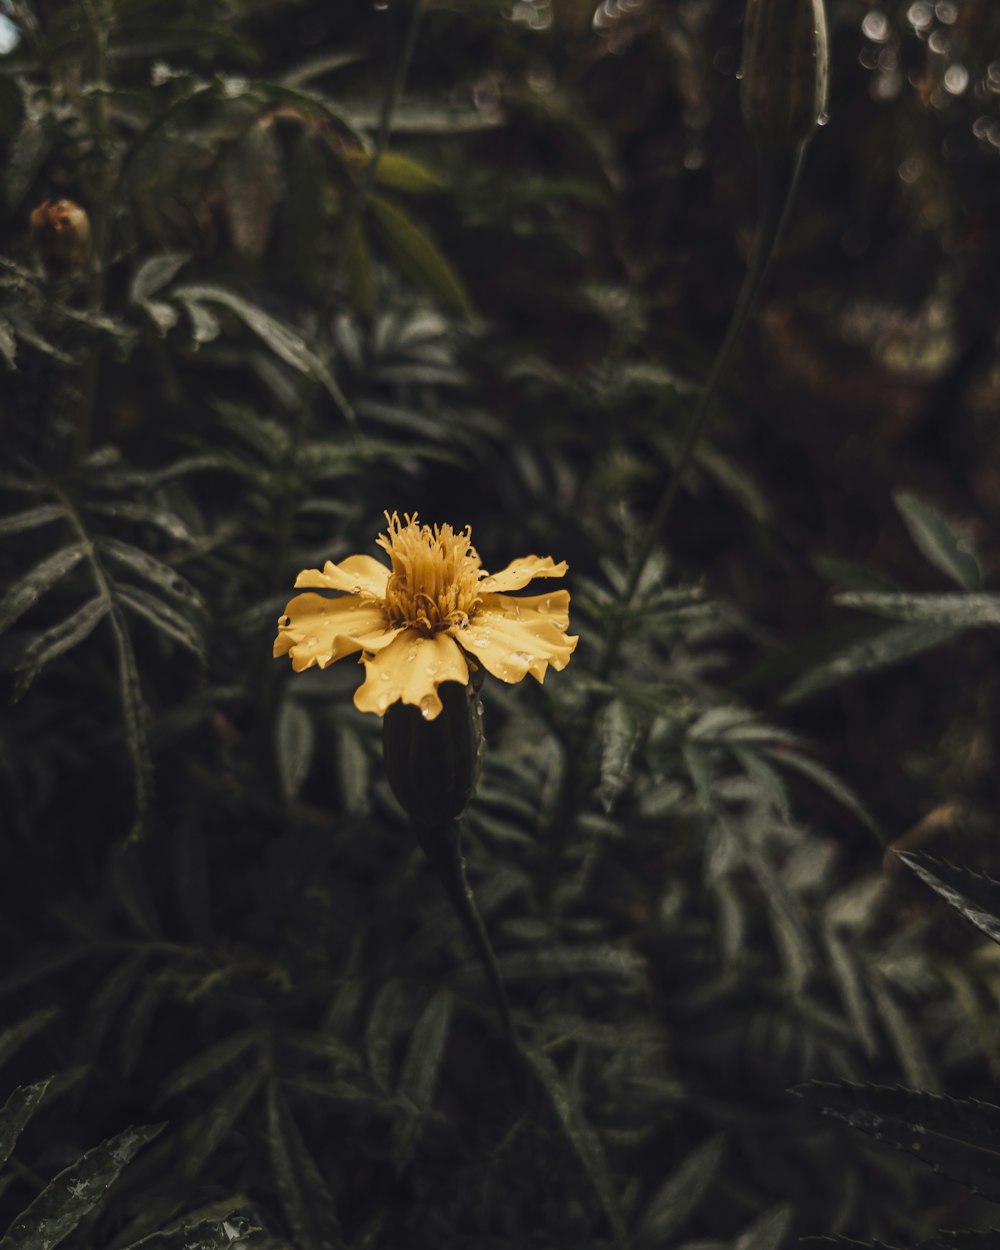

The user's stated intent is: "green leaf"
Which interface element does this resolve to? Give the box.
[177,298,221,346]
[837,591,1000,629]
[84,952,148,1060]
[130,252,190,303]
[119,1206,259,1250]
[636,1133,726,1246]
[0,318,16,369]
[735,1204,794,1250]
[265,1083,342,1250]
[371,151,447,193]
[397,989,451,1114]
[894,490,981,591]
[116,585,204,660]
[0,1080,51,1171]
[795,1081,1000,1200]
[97,537,203,609]
[783,621,960,704]
[171,283,357,429]
[0,1123,164,1250]
[183,1067,264,1180]
[0,505,64,536]
[107,604,153,840]
[0,544,87,636]
[598,698,638,814]
[158,1029,260,1105]
[369,195,474,318]
[765,747,880,838]
[898,852,1000,947]
[276,699,314,804]
[14,595,109,698]
[519,1044,630,1250]
[0,1009,60,1071]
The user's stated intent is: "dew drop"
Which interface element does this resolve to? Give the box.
[419,694,437,719]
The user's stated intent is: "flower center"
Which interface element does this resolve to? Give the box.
[377,512,484,634]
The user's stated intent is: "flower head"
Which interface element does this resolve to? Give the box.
[274,513,578,720]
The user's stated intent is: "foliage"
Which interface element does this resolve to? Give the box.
[2,1,1000,1249]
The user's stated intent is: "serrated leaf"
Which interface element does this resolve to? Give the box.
[276,700,314,804]
[894,491,981,591]
[794,1081,1000,1200]
[0,505,64,536]
[116,585,204,660]
[369,195,473,318]
[265,1084,342,1250]
[519,1043,630,1250]
[171,283,356,429]
[0,1009,60,1071]
[397,990,451,1114]
[636,1133,726,1246]
[0,1122,164,1250]
[783,621,960,704]
[898,853,1000,946]
[0,544,87,636]
[0,1080,51,1171]
[120,1206,258,1250]
[14,595,109,697]
[130,252,190,303]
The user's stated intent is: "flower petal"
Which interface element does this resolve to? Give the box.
[354,629,470,719]
[294,553,389,597]
[274,592,398,672]
[479,555,568,594]
[455,591,578,684]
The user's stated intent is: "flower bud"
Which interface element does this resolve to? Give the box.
[382,680,483,829]
[29,198,91,281]
[740,0,829,152]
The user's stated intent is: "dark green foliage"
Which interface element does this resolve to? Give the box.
[3,0,1000,1248]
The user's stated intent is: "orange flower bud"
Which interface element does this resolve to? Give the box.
[29,198,91,281]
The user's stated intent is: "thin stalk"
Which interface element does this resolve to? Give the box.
[76,0,115,460]
[415,819,514,1042]
[334,0,426,280]
[598,144,805,682]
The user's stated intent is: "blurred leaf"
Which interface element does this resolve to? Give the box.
[734,1205,794,1250]
[158,1029,259,1104]
[636,1133,726,1246]
[598,698,638,814]
[0,1009,60,1072]
[276,699,314,805]
[397,989,451,1114]
[171,284,356,429]
[765,747,880,838]
[183,1067,264,1180]
[795,1081,1000,1200]
[0,319,16,370]
[898,852,1000,947]
[0,545,87,636]
[369,195,473,318]
[14,596,109,698]
[837,591,1000,629]
[520,1043,630,1250]
[130,253,190,304]
[0,1080,51,1170]
[783,621,960,705]
[116,585,204,660]
[0,1123,164,1250]
[0,505,63,536]
[266,1083,342,1250]
[894,491,981,591]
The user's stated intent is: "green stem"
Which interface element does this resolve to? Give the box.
[334,0,426,281]
[76,0,114,461]
[598,144,805,682]
[415,819,514,1041]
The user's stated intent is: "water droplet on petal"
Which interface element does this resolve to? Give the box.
[419,694,436,719]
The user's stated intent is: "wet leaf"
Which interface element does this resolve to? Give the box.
[898,852,1000,947]
[0,544,87,636]
[0,1081,51,1171]
[14,595,109,698]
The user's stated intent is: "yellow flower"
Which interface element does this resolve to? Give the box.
[273,512,578,720]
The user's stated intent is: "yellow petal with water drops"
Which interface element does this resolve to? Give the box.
[479,555,568,594]
[294,553,390,597]
[457,590,578,684]
[274,592,398,671]
[354,629,470,719]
